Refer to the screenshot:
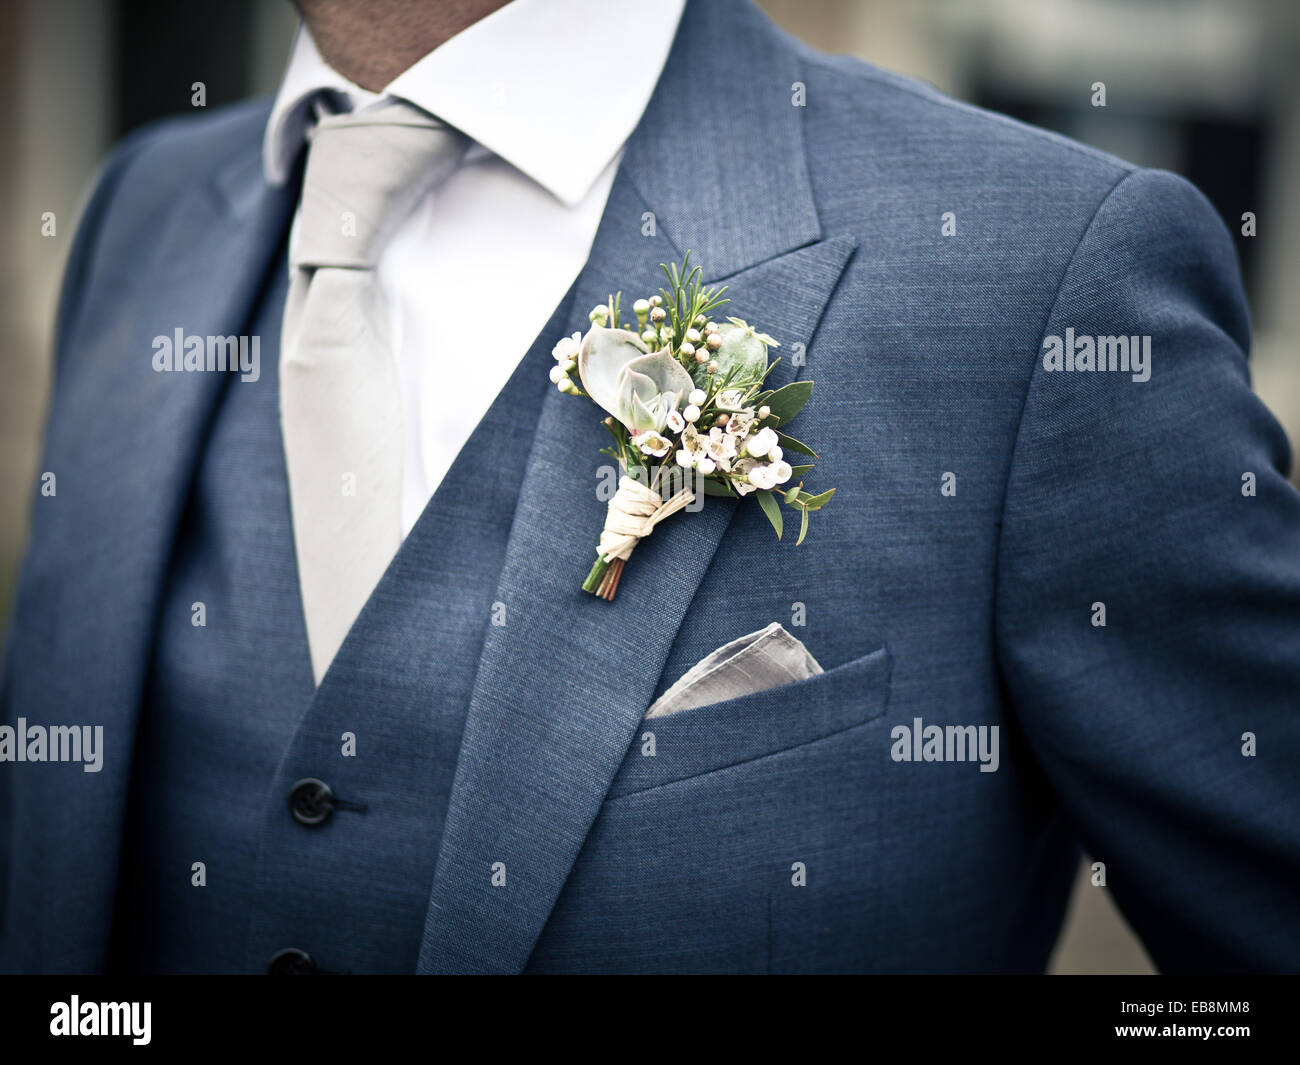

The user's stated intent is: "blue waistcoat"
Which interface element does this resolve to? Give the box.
[109,256,575,973]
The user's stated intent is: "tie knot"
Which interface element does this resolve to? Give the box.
[294,98,468,269]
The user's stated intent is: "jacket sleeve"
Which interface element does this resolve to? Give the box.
[0,127,151,957]
[994,167,1300,972]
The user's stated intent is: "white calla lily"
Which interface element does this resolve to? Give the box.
[576,325,648,420]
[577,325,695,433]
[615,351,695,432]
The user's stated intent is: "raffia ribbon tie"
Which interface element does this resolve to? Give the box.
[597,474,696,563]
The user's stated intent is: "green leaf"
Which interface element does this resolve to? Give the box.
[701,478,737,498]
[796,507,811,546]
[788,464,814,477]
[764,380,813,424]
[600,419,624,447]
[776,431,818,459]
[756,489,783,539]
[782,484,801,505]
[799,487,836,511]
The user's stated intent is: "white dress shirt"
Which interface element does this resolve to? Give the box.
[264,0,686,536]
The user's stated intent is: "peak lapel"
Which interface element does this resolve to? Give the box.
[621,0,821,283]
[417,0,858,973]
[5,144,295,972]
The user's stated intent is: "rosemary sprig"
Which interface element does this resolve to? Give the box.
[658,252,728,357]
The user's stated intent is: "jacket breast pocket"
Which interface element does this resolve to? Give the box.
[606,644,892,799]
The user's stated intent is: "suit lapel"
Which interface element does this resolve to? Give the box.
[417,0,858,973]
[10,142,294,971]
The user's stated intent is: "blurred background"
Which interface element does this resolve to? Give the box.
[2,0,1297,974]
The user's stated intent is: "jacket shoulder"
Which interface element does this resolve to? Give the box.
[54,97,273,373]
[83,97,272,242]
[793,44,1133,192]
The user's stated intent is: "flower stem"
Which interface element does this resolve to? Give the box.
[597,558,625,600]
[582,555,624,600]
[582,556,609,595]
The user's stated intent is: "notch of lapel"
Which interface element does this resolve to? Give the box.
[14,139,295,971]
[417,0,859,973]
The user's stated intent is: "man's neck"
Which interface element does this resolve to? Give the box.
[293,0,512,91]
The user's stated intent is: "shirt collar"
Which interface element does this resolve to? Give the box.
[264,0,686,206]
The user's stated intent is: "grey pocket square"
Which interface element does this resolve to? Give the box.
[645,622,823,719]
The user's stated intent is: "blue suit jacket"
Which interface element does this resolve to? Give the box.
[3,0,1298,972]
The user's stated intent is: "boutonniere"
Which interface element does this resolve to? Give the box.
[550,256,836,600]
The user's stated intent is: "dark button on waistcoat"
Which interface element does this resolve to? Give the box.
[288,779,335,826]
[268,947,316,975]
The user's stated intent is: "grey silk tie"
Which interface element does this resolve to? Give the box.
[281,99,467,684]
